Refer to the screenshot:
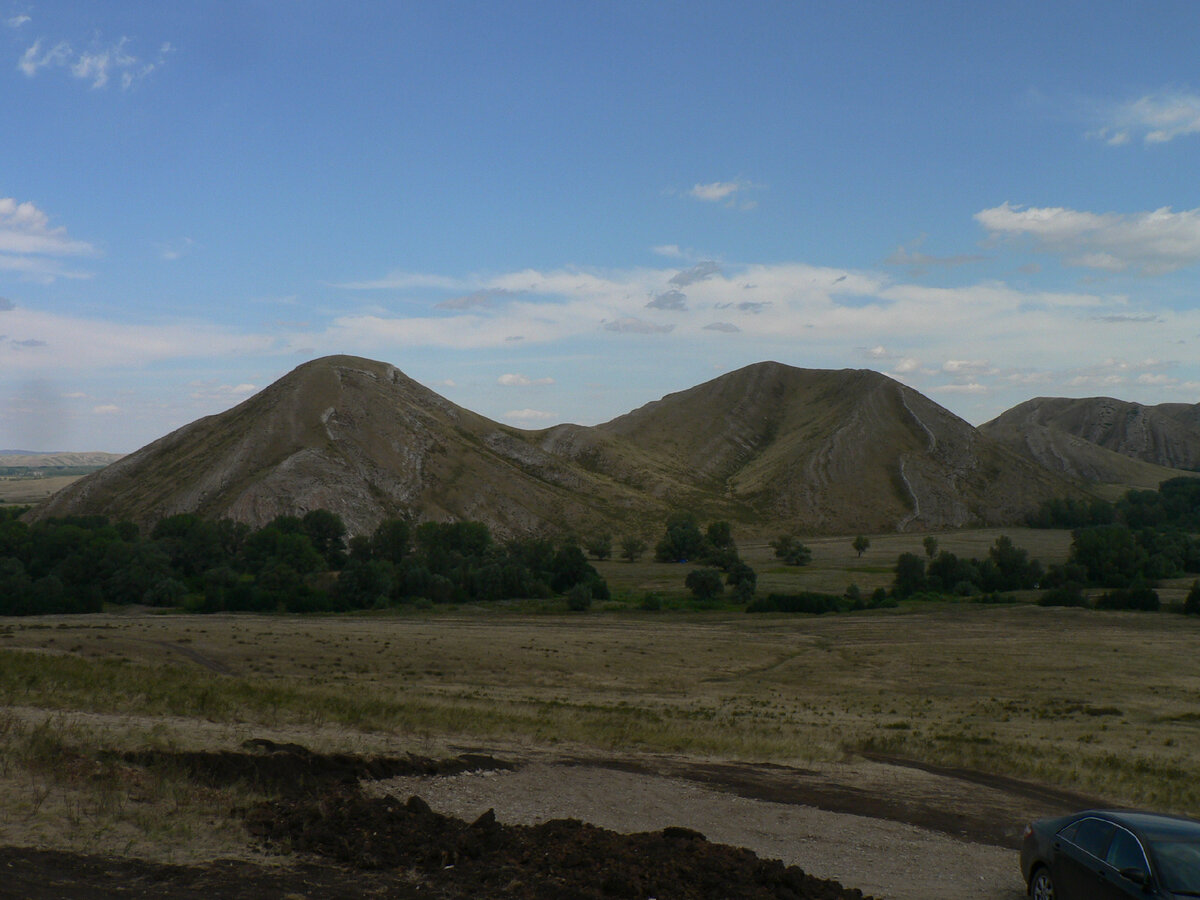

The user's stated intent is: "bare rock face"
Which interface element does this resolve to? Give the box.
[982,397,1200,480]
[31,356,1080,536]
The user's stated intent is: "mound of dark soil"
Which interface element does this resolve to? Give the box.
[115,739,512,795]
[246,790,877,900]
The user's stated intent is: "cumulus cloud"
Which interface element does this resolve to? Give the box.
[18,35,171,89]
[976,202,1200,275]
[1089,90,1200,145]
[497,373,553,386]
[646,289,687,311]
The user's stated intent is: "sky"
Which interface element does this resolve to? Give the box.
[3,1,1200,452]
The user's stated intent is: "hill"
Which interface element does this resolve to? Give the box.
[30,356,1081,537]
[0,451,124,468]
[981,397,1200,484]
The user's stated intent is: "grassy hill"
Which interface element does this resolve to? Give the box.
[29,355,1083,537]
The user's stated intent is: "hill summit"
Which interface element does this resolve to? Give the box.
[32,355,1076,536]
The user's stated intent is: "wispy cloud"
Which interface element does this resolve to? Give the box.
[0,198,97,282]
[885,235,986,271]
[1089,89,1200,145]
[669,260,722,286]
[976,202,1200,275]
[18,34,172,90]
[497,373,553,386]
[6,14,30,28]
[504,408,555,421]
[603,317,674,334]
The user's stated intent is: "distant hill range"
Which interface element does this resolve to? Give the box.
[0,451,124,468]
[29,355,1092,538]
[981,397,1200,488]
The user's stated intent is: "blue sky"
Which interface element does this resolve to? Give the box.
[3,1,1200,452]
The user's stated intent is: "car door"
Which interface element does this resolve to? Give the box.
[1098,826,1156,899]
[1051,817,1116,899]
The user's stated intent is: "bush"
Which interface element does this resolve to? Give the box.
[1185,581,1200,615]
[566,583,592,611]
[746,592,842,614]
[1095,586,1160,611]
[1038,585,1086,607]
[638,592,662,611]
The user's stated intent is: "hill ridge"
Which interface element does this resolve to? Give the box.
[31,355,1083,537]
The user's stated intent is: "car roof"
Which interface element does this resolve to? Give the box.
[1077,810,1200,841]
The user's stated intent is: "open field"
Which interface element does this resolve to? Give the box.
[2,527,1199,897]
[0,475,86,505]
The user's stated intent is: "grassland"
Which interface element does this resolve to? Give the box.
[3,526,1200,863]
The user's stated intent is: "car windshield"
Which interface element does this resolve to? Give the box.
[1151,840,1200,894]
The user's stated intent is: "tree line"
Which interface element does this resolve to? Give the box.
[0,507,607,616]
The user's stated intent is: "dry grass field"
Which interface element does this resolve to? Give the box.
[0,475,86,505]
[2,526,1200,873]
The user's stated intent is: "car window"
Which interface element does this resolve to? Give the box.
[1106,828,1148,873]
[1151,841,1200,894]
[1069,818,1116,859]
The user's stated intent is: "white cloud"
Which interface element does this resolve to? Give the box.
[689,181,741,202]
[651,244,685,258]
[91,404,120,414]
[1090,90,1200,144]
[683,179,758,209]
[436,288,511,310]
[976,202,1200,274]
[7,14,31,28]
[18,35,170,90]
[497,373,553,386]
[0,198,97,282]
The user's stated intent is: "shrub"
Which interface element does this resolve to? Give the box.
[1095,587,1160,611]
[1185,581,1200,615]
[1038,585,1086,607]
[746,592,842,614]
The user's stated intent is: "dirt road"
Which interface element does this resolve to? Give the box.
[371,752,1086,900]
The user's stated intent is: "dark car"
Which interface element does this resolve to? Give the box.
[1021,809,1200,898]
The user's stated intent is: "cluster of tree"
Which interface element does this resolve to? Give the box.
[0,507,608,616]
[1028,477,1200,531]
[1048,523,1200,590]
[891,536,1042,599]
[653,513,756,604]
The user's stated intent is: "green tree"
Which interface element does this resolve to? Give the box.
[685,567,724,602]
[893,552,926,598]
[852,535,870,558]
[922,535,938,559]
[770,534,811,566]
[302,509,347,568]
[585,533,613,560]
[620,536,647,563]
[655,511,705,562]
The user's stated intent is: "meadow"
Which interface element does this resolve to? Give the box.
[2,527,1199,863]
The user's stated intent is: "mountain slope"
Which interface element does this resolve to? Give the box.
[31,356,1081,536]
[982,397,1200,480]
